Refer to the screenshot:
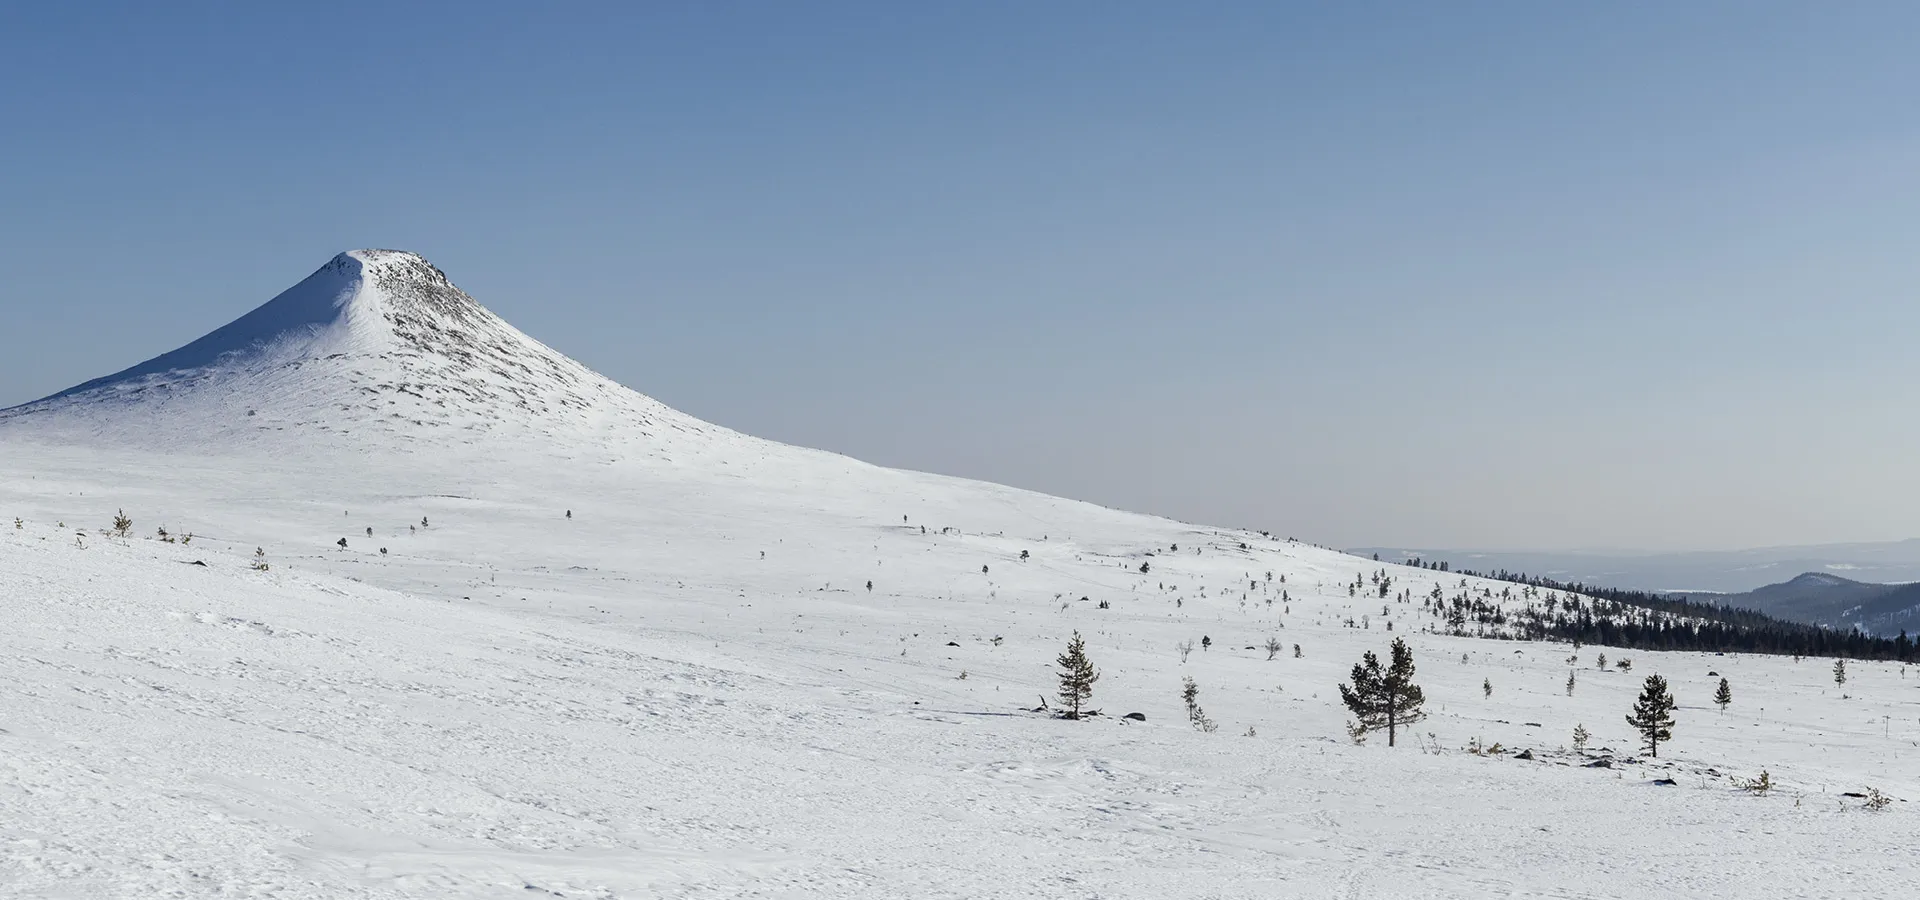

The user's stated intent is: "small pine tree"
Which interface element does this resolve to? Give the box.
[1265,636,1283,660]
[1339,637,1427,747]
[1714,677,1732,711]
[1571,723,1589,752]
[1482,677,1492,699]
[112,510,132,538]
[1833,659,1847,687]
[1181,676,1216,732]
[1597,652,1607,670]
[1625,674,1676,758]
[1566,670,1576,696]
[1055,631,1100,720]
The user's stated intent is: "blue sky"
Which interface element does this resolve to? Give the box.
[3,2,1918,550]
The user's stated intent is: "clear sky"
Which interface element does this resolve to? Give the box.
[3,2,1917,552]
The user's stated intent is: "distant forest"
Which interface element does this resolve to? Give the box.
[1393,556,1918,663]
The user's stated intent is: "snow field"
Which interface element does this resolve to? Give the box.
[3,251,1913,897]
[3,440,1916,898]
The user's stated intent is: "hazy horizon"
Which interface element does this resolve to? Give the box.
[5,2,1918,552]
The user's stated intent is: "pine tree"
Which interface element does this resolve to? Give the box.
[1713,677,1732,711]
[1482,677,1492,698]
[1572,723,1590,752]
[1625,674,1676,757]
[1339,637,1427,747]
[1833,659,1847,687]
[1181,676,1216,732]
[1565,670,1576,696]
[1055,631,1100,720]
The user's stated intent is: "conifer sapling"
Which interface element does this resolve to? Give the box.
[1625,674,1676,757]
[1055,631,1100,720]
[1181,676,1217,732]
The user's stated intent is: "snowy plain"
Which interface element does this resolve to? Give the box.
[2,252,1914,898]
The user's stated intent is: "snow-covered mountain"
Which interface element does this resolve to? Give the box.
[3,252,1914,899]
[1,250,717,451]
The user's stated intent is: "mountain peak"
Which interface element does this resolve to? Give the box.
[325,249,517,358]
[0,251,715,451]
[339,249,481,324]
[1786,572,1858,587]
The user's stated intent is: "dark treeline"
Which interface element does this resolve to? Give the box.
[1397,557,1918,663]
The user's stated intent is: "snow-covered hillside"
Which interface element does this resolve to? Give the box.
[0,250,719,452]
[3,253,1915,898]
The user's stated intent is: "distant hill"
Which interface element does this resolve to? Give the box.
[1348,542,1920,595]
[1672,573,1920,638]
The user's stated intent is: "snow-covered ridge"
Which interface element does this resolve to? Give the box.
[0,250,716,450]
